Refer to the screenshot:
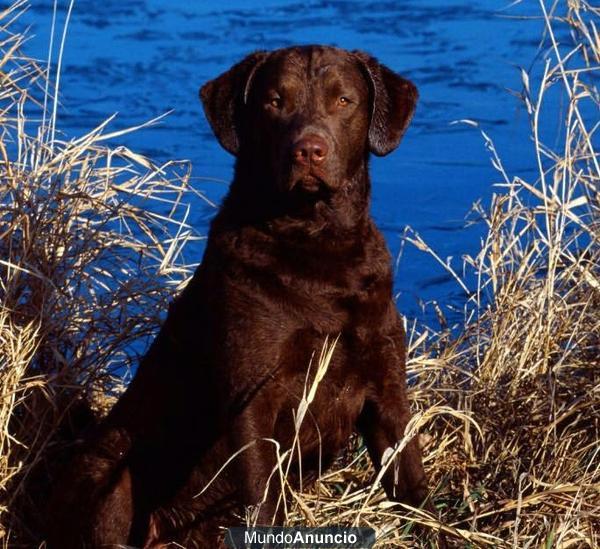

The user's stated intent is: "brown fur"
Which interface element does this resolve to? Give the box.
[47,45,435,548]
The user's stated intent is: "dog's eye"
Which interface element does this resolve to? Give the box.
[268,97,283,109]
[338,96,351,106]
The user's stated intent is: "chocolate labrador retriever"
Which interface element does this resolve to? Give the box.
[47,45,436,548]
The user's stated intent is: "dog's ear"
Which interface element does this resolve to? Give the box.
[353,51,418,157]
[200,51,269,156]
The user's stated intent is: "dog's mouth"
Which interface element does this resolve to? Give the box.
[283,170,332,213]
[288,167,331,194]
[294,174,323,193]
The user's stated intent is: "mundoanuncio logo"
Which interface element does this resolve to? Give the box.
[224,527,376,548]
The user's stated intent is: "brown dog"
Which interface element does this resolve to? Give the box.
[47,45,434,548]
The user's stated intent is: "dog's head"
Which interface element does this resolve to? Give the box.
[200,46,417,197]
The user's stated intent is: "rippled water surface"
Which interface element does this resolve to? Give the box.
[23,0,550,322]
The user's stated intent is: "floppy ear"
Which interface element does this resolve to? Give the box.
[199,51,269,156]
[354,51,418,156]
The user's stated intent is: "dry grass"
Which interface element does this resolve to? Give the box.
[0,0,196,544]
[1,0,599,547]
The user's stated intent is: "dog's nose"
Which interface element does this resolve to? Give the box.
[292,135,329,165]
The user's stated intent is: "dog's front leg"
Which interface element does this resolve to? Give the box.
[229,397,285,527]
[357,384,428,507]
[356,329,429,506]
[356,331,447,546]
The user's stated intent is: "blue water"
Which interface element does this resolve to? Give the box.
[21,0,552,324]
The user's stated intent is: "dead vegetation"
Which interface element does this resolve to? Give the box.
[0,0,598,547]
[0,0,195,543]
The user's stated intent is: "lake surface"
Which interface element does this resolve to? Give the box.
[22,0,549,324]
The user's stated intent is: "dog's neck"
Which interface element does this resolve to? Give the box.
[216,158,372,243]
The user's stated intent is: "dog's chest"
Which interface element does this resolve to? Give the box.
[225,221,391,305]
[271,330,370,450]
[249,246,389,325]
[274,370,366,455]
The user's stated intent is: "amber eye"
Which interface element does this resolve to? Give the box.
[338,96,351,106]
[269,97,282,108]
